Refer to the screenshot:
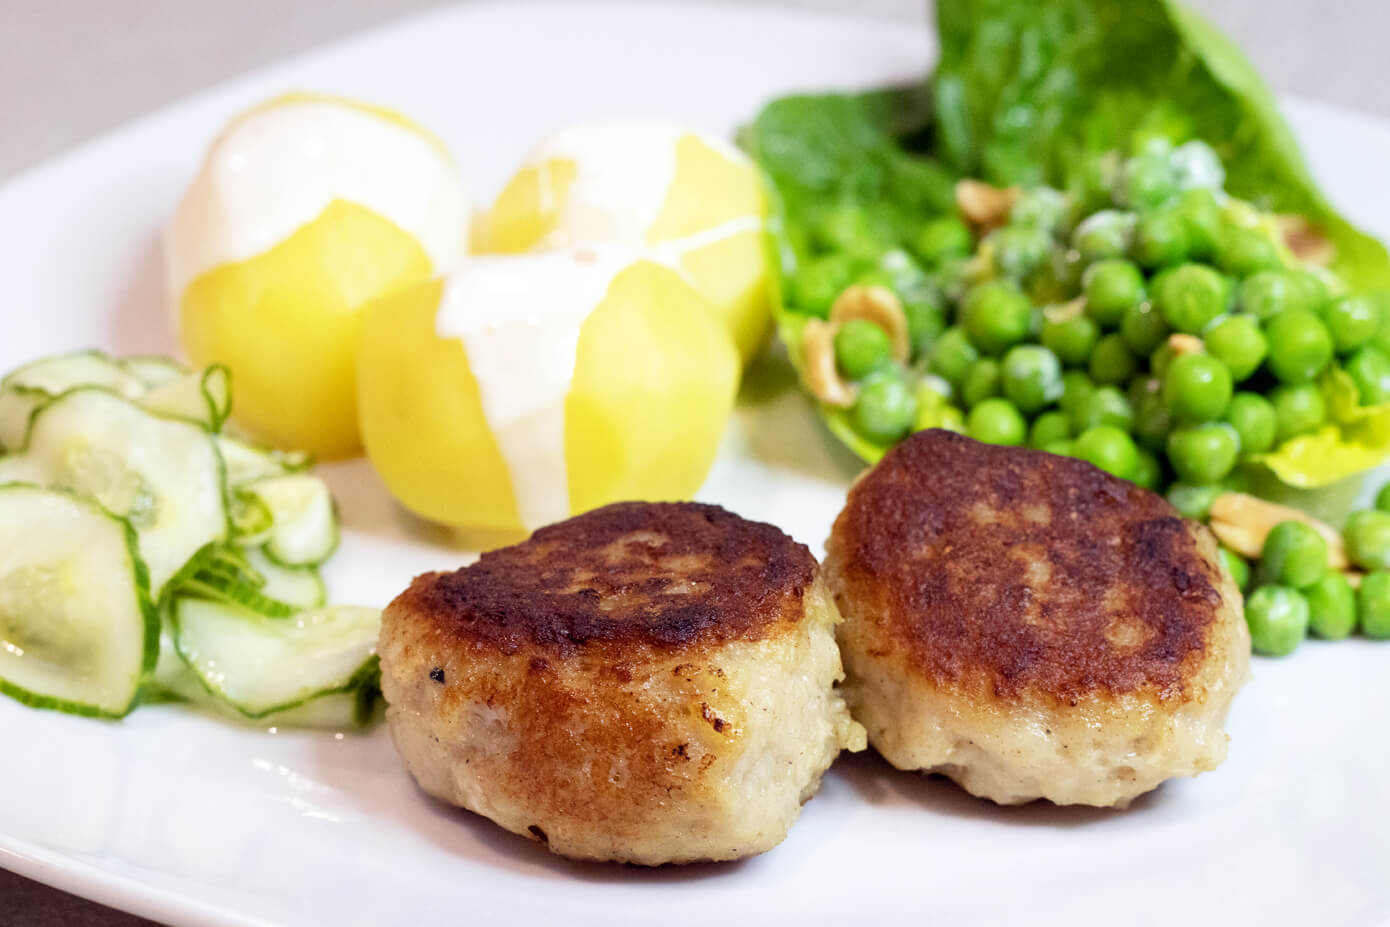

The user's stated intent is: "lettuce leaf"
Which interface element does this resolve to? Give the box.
[932,0,1390,294]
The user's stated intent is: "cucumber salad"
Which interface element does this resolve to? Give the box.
[0,350,380,726]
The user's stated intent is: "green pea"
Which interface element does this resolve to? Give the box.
[1119,152,1177,210]
[962,281,1033,355]
[1345,346,1390,406]
[1203,315,1267,382]
[1359,571,1390,639]
[1072,210,1137,264]
[1167,483,1223,520]
[1089,333,1136,385]
[1376,482,1390,512]
[1155,264,1229,334]
[1215,225,1284,278]
[1322,295,1380,353]
[1059,371,1095,421]
[1001,345,1063,414]
[1259,520,1329,589]
[1238,269,1322,320]
[904,302,948,357]
[1219,547,1251,591]
[1150,341,1178,379]
[1074,425,1138,478]
[1344,509,1390,571]
[967,397,1027,446]
[852,372,918,444]
[834,319,893,380]
[1166,423,1239,484]
[1042,438,1075,457]
[1083,259,1145,328]
[1120,302,1169,356]
[1170,141,1225,192]
[1174,188,1222,260]
[1041,313,1100,368]
[1245,585,1310,656]
[961,358,1003,408]
[928,327,979,389]
[1163,353,1233,423]
[1029,410,1072,449]
[1305,571,1357,640]
[1132,385,1174,451]
[1130,448,1161,490]
[988,225,1054,280]
[1264,310,1333,384]
[814,204,879,256]
[1225,392,1278,455]
[1071,384,1133,434]
[791,253,857,316]
[1010,187,1072,234]
[1132,209,1189,269]
[912,216,973,265]
[1270,383,1327,441]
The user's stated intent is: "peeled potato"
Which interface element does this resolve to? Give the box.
[357,249,739,546]
[480,123,771,365]
[166,93,468,458]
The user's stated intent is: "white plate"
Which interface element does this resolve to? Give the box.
[3,4,1390,926]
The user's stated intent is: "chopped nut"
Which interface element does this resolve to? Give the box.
[829,284,910,363]
[802,318,858,408]
[956,179,1020,233]
[1277,215,1334,267]
[1043,296,1087,324]
[1208,492,1348,569]
[1168,333,1205,357]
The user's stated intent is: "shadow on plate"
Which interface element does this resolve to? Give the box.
[829,749,1167,826]
[108,229,178,356]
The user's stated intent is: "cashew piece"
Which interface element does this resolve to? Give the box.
[1277,214,1334,267]
[956,179,1020,233]
[829,284,910,364]
[1207,492,1348,569]
[802,318,858,408]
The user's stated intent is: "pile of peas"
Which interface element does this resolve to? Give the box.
[1200,484,1390,655]
[786,139,1390,495]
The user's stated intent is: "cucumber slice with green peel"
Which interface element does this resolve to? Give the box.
[245,546,326,609]
[229,488,274,544]
[121,356,189,390]
[173,598,380,718]
[179,576,297,619]
[7,388,229,598]
[217,437,314,487]
[138,365,232,431]
[243,474,339,566]
[0,389,44,452]
[1,350,145,399]
[0,484,158,718]
[153,619,375,728]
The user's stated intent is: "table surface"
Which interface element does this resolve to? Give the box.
[2,0,1386,923]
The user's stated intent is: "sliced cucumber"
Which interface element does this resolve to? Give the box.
[0,484,158,717]
[173,598,379,718]
[121,356,189,390]
[217,437,313,487]
[244,474,339,566]
[154,618,372,728]
[245,546,326,609]
[138,365,232,431]
[0,389,44,453]
[9,388,228,597]
[1,350,144,398]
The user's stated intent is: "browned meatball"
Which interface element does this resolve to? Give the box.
[825,430,1249,808]
[380,501,864,864]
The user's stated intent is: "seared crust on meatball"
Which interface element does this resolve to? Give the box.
[380,502,864,864]
[825,430,1249,808]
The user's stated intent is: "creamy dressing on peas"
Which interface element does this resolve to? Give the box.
[166,99,469,309]
[432,247,633,532]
